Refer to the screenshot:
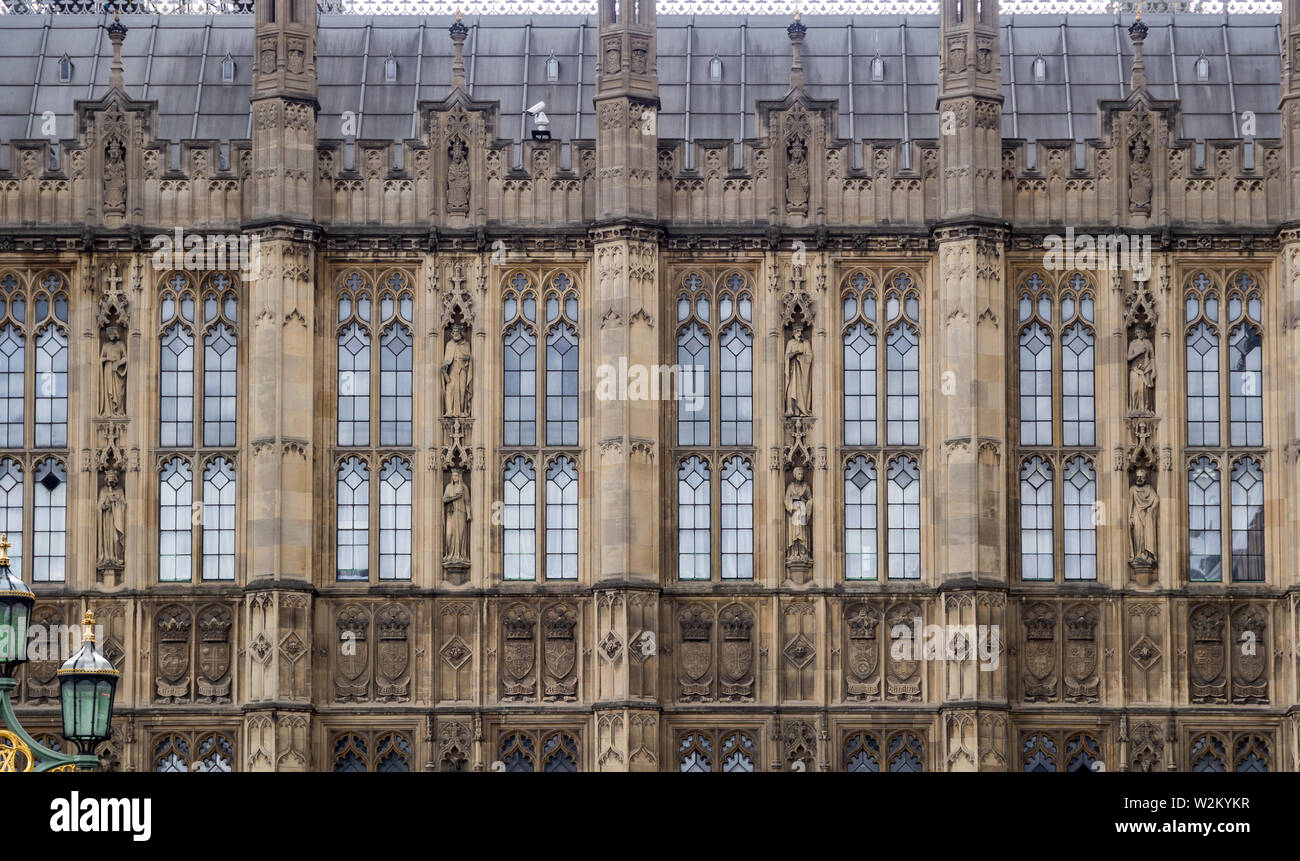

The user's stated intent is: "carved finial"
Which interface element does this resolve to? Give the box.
[449,13,469,92]
[107,9,128,92]
[82,611,97,642]
[787,13,807,91]
[1128,13,1149,92]
[0,533,8,567]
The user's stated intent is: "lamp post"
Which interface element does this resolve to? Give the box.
[0,535,119,772]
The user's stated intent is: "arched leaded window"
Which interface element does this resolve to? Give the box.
[336,456,370,581]
[1019,456,1053,580]
[1064,733,1101,772]
[719,321,753,446]
[331,731,412,773]
[159,456,193,583]
[378,457,412,581]
[1018,273,1052,446]
[34,325,67,448]
[0,458,21,575]
[542,731,580,772]
[337,275,372,446]
[499,732,536,772]
[377,275,415,447]
[545,274,579,447]
[1229,457,1263,582]
[844,732,880,772]
[886,455,920,579]
[503,274,538,447]
[545,456,578,580]
[1186,271,1264,450]
[1190,733,1227,771]
[503,455,536,580]
[1022,733,1058,772]
[0,277,25,449]
[677,729,758,772]
[201,275,238,447]
[1227,274,1263,448]
[677,456,710,580]
[720,456,753,580]
[1059,279,1095,446]
[201,457,236,581]
[32,457,65,582]
[1063,456,1097,581]
[1185,284,1220,447]
[886,732,924,772]
[842,272,878,447]
[844,455,877,580]
[884,274,920,447]
[1188,456,1222,582]
[676,321,710,447]
[1233,734,1270,772]
[675,272,754,446]
[160,321,195,448]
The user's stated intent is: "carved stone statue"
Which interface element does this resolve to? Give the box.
[100,326,127,417]
[1128,136,1152,214]
[98,468,126,568]
[441,323,473,417]
[443,469,471,564]
[1127,325,1155,414]
[446,140,470,213]
[1128,468,1158,568]
[784,323,813,417]
[103,139,126,213]
[784,466,812,563]
[785,138,809,214]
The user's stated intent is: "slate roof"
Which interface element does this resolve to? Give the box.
[0,12,1282,154]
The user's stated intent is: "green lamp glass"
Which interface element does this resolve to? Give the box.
[0,534,33,677]
[57,611,119,750]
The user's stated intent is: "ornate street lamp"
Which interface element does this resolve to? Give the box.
[0,536,119,772]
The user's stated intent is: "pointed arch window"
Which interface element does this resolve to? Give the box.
[677,456,711,581]
[34,325,67,448]
[544,274,579,447]
[1019,456,1053,581]
[720,456,753,580]
[503,456,537,581]
[203,320,237,448]
[545,456,578,580]
[1229,457,1263,583]
[676,272,753,447]
[1188,456,1222,583]
[32,457,65,582]
[884,274,920,447]
[336,456,370,581]
[201,457,236,581]
[220,53,235,83]
[0,325,23,450]
[503,275,538,447]
[1032,54,1047,82]
[58,54,73,83]
[842,272,878,446]
[546,52,560,82]
[0,458,21,576]
[1186,272,1264,449]
[379,322,413,447]
[378,456,412,581]
[384,52,398,83]
[709,55,723,82]
[844,456,878,581]
[886,455,920,580]
[159,457,193,583]
[1063,456,1097,581]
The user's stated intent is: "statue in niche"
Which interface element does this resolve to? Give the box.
[99,325,127,417]
[784,466,812,564]
[441,322,473,417]
[443,468,471,565]
[1127,325,1155,414]
[1128,136,1152,214]
[446,139,470,213]
[784,322,813,417]
[103,139,126,214]
[785,138,809,214]
[98,468,126,568]
[1128,468,1158,568]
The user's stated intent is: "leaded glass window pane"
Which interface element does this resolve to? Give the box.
[720,457,753,580]
[678,457,710,580]
[203,323,237,447]
[503,456,536,580]
[32,457,65,582]
[159,457,193,582]
[887,456,920,579]
[1020,456,1054,581]
[379,457,412,581]
[34,326,67,448]
[545,456,578,580]
[1188,457,1222,583]
[720,324,752,446]
[845,456,877,580]
[160,324,194,448]
[201,457,236,581]
[546,325,579,446]
[1229,459,1263,582]
[336,457,369,581]
[379,324,413,447]
[503,324,536,447]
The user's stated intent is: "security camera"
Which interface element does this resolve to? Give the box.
[527,101,551,139]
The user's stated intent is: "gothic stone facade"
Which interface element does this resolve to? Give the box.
[5,0,1300,772]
